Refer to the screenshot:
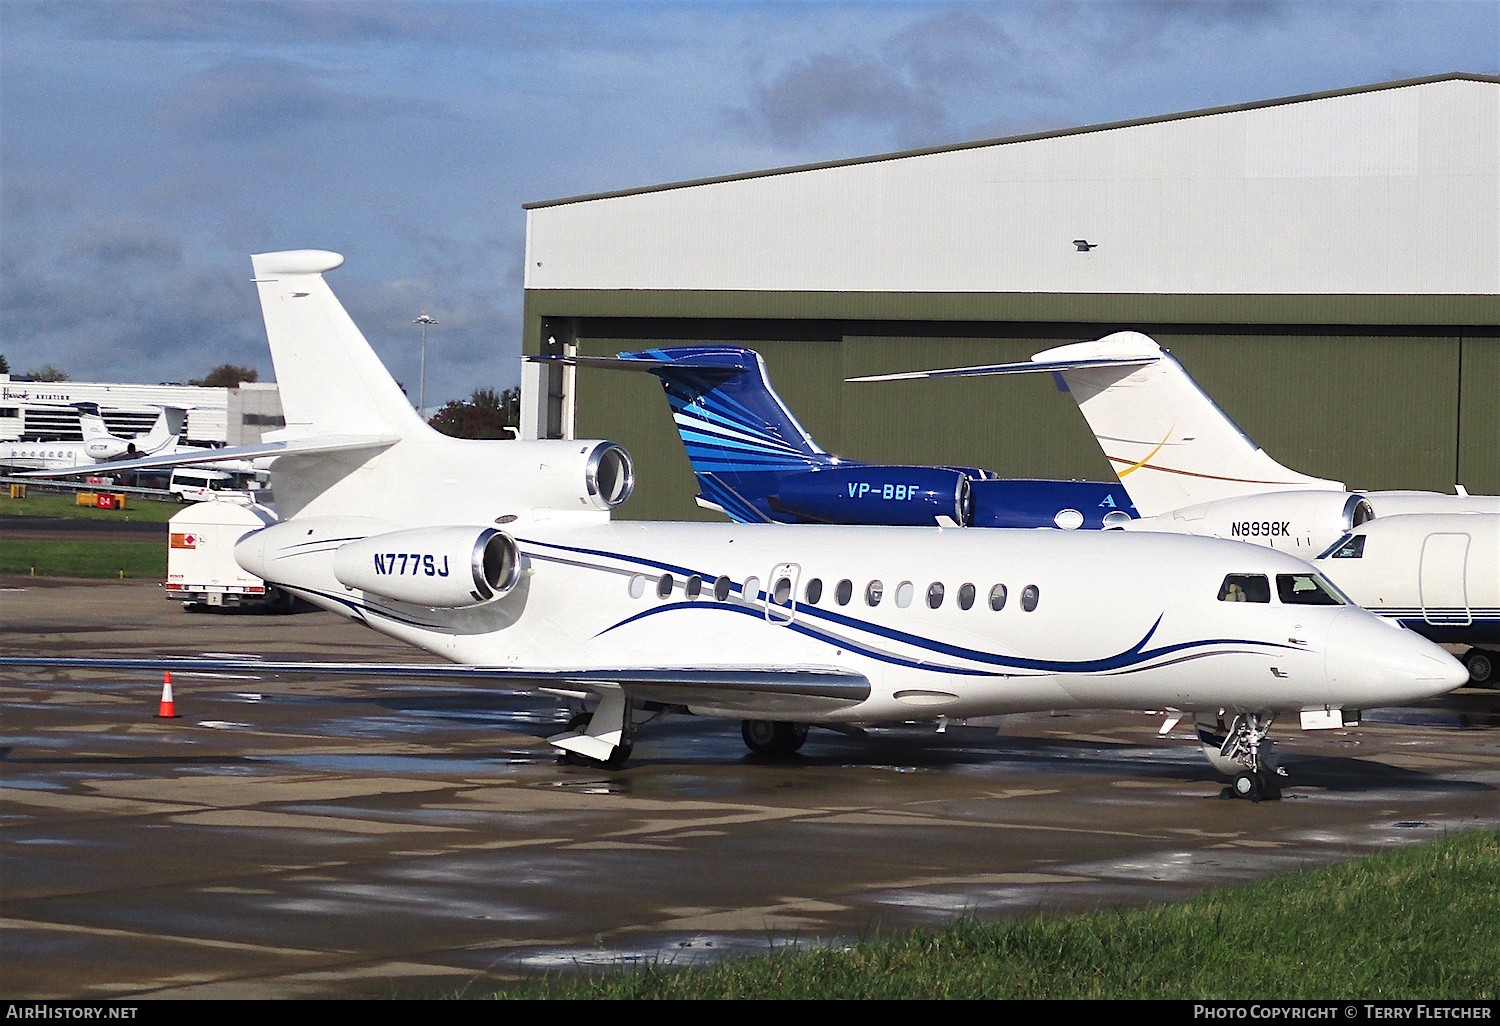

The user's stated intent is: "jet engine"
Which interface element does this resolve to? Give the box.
[1131,490,1374,554]
[583,441,635,511]
[969,479,1137,530]
[332,526,521,607]
[769,466,971,526]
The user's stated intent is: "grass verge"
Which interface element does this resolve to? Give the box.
[0,490,180,522]
[0,539,166,579]
[498,830,1500,999]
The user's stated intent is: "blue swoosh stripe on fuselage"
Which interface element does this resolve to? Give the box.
[516,538,1298,675]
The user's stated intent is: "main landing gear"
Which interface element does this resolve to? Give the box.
[1464,648,1496,688]
[741,720,809,756]
[1197,712,1286,802]
[550,687,635,769]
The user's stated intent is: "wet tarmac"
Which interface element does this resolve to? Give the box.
[2,578,1498,998]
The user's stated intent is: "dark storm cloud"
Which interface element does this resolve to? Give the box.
[887,8,1019,85]
[68,217,183,268]
[740,8,1030,148]
[11,0,639,55]
[159,56,427,140]
[746,51,946,146]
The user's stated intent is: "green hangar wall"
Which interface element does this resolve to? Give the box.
[525,297,1499,521]
[521,77,1500,521]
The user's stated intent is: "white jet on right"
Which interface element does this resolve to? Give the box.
[851,332,1500,684]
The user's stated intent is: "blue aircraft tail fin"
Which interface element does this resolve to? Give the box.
[615,346,827,477]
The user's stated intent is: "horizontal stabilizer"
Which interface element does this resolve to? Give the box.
[847,335,1159,382]
[0,656,871,704]
[20,434,398,478]
[528,352,754,372]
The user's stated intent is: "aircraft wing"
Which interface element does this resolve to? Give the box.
[17,434,400,478]
[0,656,871,707]
[846,352,1157,383]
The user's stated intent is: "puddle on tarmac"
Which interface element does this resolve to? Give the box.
[495,932,824,972]
[248,753,542,775]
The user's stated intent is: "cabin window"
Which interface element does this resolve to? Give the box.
[772,576,793,606]
[657,574,675,599]
[685,574,703,599]
[865,580,884,607]
[1276,573,1343,606]
[628,575,646,599]
[927,583,945,609]
[989,584,1007,611]
[743,576,761,603]
[1021,584,1039,612]
[805,578,823,605]
[958,583,975,610]
[895,581,914,608]
[1217,574,1270,603]
[835,579,853,606]
[714,575,732,601]
[1330,535,1365,559]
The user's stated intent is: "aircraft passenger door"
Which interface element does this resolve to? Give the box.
[765,563,800,624]
[1419,533,1471,627]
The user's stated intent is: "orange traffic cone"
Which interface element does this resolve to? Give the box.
[157,672,179,719]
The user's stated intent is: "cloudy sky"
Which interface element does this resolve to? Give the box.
[1,0,1495,406]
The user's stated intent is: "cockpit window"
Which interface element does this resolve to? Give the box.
[1218,574,1270,603]
[1277,573,1344,605]
[1330,535,1365,559]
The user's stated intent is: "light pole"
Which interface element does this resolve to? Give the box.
[414,313,438,419]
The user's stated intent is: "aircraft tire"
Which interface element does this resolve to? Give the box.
[1232,772,1261,802]
[1464,648,1495,687]
[742,720,808,756]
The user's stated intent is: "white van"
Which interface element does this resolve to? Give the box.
[169,468,236,503]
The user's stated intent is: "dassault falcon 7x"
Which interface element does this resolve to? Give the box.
[1,252,1468,800]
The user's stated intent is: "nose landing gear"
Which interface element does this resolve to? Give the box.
[1197,712,1286,801]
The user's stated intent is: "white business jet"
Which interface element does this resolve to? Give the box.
[852,331,1497,551]
[849,331,1500,684]
[0,403,181,472]
[2,254,1468,800]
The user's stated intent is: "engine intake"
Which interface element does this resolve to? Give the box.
[332,526,521,607]
[585,442,635,511]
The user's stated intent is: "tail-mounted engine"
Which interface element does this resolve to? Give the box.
[1138,490,1375,553]
[584,442,635,511]
[332,526,521,607]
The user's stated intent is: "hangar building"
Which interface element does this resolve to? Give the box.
[0,375,284,446]
[520,74,1499,521]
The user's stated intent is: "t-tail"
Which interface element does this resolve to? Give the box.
[849,331,1339,518]
[251,250,428,442]
[548,345,1134,529]
[616,346,830,523]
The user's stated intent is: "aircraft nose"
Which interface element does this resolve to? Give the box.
[1326,609,1468,704]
